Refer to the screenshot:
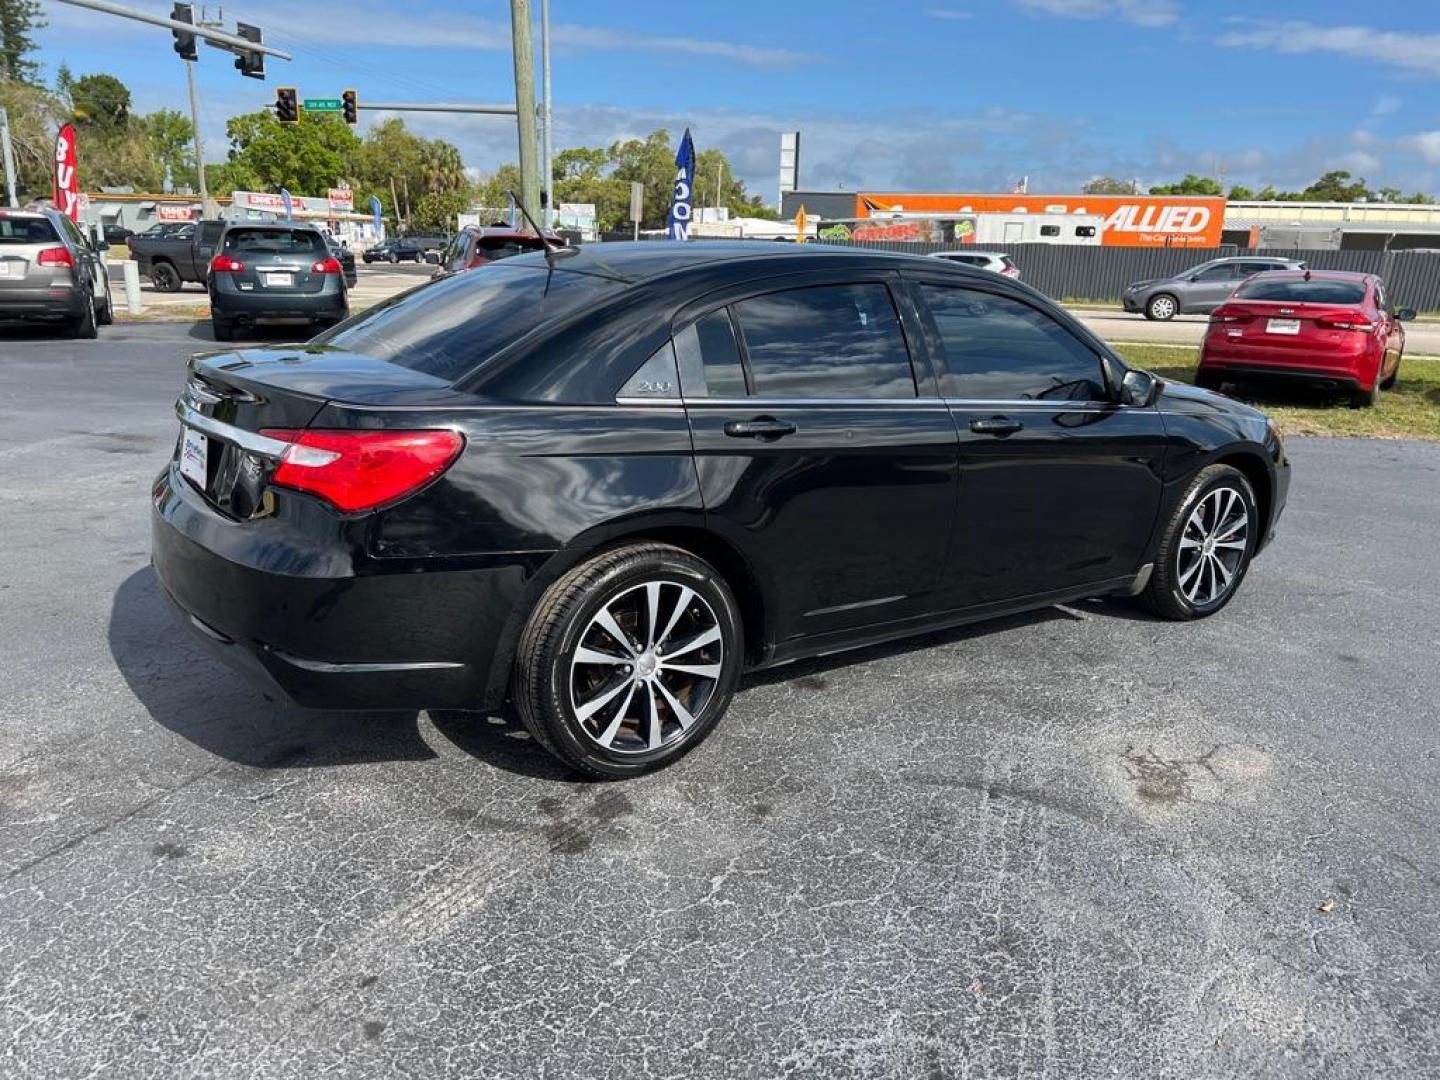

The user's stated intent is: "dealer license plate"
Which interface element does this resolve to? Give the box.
[180,426,208,488]
[261,271,294,288]
[1266,318,1301,335]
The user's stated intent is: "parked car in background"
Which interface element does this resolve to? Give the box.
[1123,256,1306,321]
[431,226,563,280]
[324,236,358,288]
[102,223,134,247]
[928,250,1020,279]
[128,219,224,292]
[154,242,1289,779]
[207,222,348,341]
[363,237,424,264]
[1198,270,1410,408]
[0,207,113,337]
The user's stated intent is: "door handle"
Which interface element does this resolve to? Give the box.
[724,417,797,440]
[969,416,1024,436]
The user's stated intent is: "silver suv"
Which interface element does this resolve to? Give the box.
[0,208,113,337]
[1122,256,1306,321]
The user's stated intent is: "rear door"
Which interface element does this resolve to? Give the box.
[219,227,329,296]
[189,221,223,280]
[907,276,1168,606]
[679,274,958,644]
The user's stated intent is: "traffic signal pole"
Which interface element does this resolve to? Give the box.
[52,0,292,61]
[185,59,211,214]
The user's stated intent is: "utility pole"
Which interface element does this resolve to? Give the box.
[509,0,542,221]
[185,59,211,213]
[541,0,554,228]
[0,108,18,207]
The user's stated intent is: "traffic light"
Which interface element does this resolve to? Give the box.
[275,87,298,124]
[233,22,265,79]
[341,89,358,126]
[171,3,197,61]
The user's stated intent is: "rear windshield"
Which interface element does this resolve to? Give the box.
[311,263,625,382]
[1235,278,1367,304]
[0,217,59,244]
[224,228,325,255]
[479,236,550,260]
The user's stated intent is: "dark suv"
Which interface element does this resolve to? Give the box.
[154,243,1289,778]
[207,223,348,340]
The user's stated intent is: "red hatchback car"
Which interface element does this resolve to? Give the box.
[1197,270,1413,407]
[431,226,565,281]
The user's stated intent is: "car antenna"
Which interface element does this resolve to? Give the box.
[507,190,564,265]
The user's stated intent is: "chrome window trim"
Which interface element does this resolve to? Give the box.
[174,399,291,458]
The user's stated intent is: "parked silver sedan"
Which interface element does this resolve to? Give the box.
[0,208,113,337]
[1122,255,1305,321]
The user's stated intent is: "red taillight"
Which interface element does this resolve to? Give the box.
[258,428,464,513]
[1316,314,1374,332]
[36,246,74,267]
[1002,265,1019,277]
[311,256,343,274]
[210,254,245,273]
[1209,305,1246,323]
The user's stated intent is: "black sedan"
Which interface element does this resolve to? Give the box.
[154,243,1290,778]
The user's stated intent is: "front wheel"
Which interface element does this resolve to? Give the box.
[514,543,743,779]
[1139,464,1257,620]
[1146,293,1179,321]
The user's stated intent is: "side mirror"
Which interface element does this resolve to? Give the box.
[1120,368,1162,407]
[1396,307,1416,322]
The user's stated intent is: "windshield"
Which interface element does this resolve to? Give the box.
[311,263,625,382]
[1235,278,1367,304]
[224,228,325,255]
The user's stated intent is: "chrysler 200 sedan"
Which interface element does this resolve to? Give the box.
[152,243,1290,778]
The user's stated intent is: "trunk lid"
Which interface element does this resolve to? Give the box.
[1210,300,1371,351]
[177,346,455,518]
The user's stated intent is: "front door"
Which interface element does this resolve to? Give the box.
[678,278,958,645]
[1185,261,1244,312]
[907,277,1168,606]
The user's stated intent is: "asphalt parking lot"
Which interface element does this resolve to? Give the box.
[2,325,1438,1078]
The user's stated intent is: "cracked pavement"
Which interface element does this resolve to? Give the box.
[1,324,1438,1078]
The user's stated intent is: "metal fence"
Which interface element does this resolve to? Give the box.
[787,239,1440,311]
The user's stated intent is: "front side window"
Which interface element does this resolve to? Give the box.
[731,283,916,399]
[919,285,1109,402]
[1194,263,1239,282]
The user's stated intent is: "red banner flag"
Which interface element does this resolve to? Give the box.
[53,123,79,222]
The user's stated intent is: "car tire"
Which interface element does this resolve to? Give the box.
[387,251,399,264]
[96,283,115,325]
[1146,293,1179,321]
[70,289,98,339]
[1139,464,1257,621]
[1193,368,1222,391]
[1349,384,1377,408]
[212,316,234,342]
[151,262,182,293]
[1379,360,1399,391]
[513,543,744,779]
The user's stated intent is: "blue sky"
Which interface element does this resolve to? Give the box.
[38,1,1440,201]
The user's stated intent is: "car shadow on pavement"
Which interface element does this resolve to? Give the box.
[0,323,74,342]
[108,566,571,780]
[183,322,317,346]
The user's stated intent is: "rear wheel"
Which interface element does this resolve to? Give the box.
[1379,358,1400,391]
[211,315,234,342]
[96,283,114,325]
[1146,293,1179,321]
[1350,383,1377,408]
[70,289,98,339]
[1139,464,1256,620]
[1193,367,1222,391]
[514,543,743,779]
[151,262,181,293]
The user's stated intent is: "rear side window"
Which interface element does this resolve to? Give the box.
[1234,279,1367,304]
[0,217,59,244]
[313,264,624,382]
[731,283,916,399]
[479,237,547,260]
[224,228,324,255]
[920,285,1108,402]
[674,309,747,397]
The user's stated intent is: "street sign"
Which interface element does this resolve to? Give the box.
[303,98,342,112]
[629,182,644,224]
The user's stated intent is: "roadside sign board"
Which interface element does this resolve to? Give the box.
[303,98,343,112]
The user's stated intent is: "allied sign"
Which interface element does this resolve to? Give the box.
[855,192,1226,248]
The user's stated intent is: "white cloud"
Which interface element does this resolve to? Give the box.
[924,8,974,19]
[1013,0,1181,27]
[1216,21,1440,79]
[1370,95,1403,118]
[1410,132,1440,164]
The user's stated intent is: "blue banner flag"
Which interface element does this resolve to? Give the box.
[279,187,294,222]
[370,194,383,235]
[667,128,696,241]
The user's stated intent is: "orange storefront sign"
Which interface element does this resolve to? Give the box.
[856,192,1226,248]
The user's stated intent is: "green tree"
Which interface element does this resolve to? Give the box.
[0,0,45,84]
[220,109,360,195]
[1081,176,1135,195]
[350,117,467,227]
[1300,170,1372,202]
[1227,184,1255,200]
[1149,173,1224,196]
[473,163,523,212]
[0,76,60,196]
[69,73,130,132]
[142,109,196,190]
[608,129,679,229]
[411,190,468,232]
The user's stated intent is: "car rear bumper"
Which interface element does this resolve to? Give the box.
[1199,335,1375,388]
[210,278,347,322]
[150,461,539,711]
[0,286,85,319]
